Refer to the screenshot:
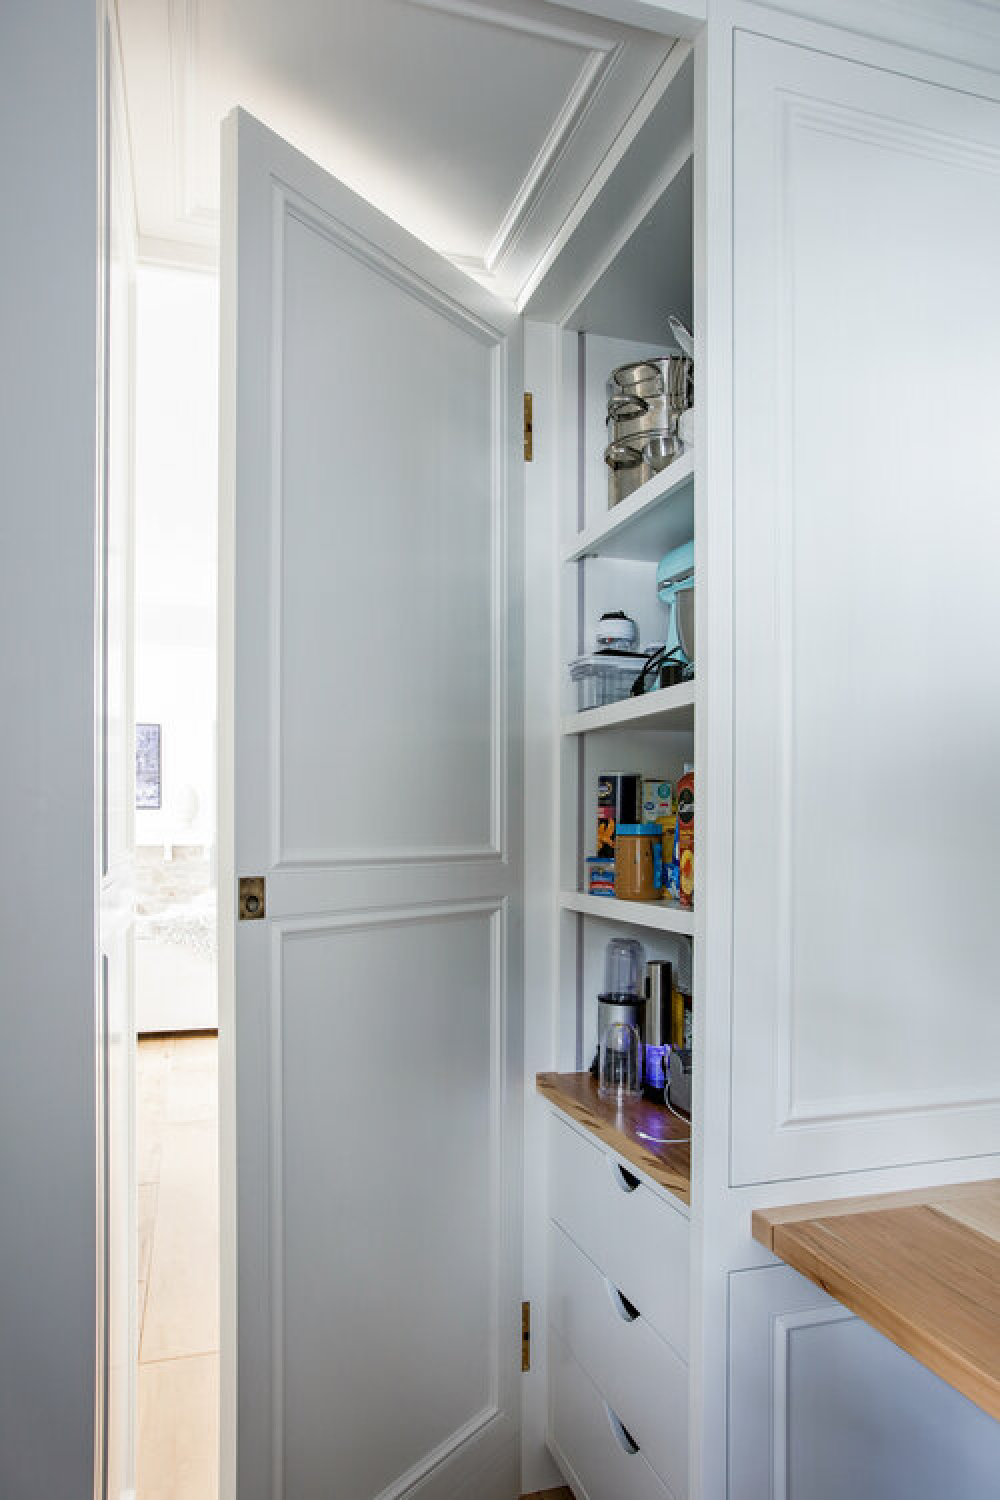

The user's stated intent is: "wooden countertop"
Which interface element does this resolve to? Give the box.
[753,1181,1000,1421]
[536,1071,691,1206]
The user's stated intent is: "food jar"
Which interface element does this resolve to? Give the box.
[614,822,662,902]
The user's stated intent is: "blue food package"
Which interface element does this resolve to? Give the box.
[664,819,681,902]
[586,855,616,897]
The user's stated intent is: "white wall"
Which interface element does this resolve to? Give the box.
[134,265,219,849]
[0,2,97,1495]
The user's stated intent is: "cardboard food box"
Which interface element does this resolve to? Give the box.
[641,777,675,828]
[596,772,640,858]
[676,767,694,909]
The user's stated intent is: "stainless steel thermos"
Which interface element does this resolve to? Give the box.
[643,959,673,1096]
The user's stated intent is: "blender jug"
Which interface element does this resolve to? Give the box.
[595,936,646,1081]
[604,936,644,999]
[598,1017,642,1102]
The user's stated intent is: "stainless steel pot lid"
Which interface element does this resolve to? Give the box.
[668,314,694,357]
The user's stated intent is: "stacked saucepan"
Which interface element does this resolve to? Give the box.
[604,319,694,508]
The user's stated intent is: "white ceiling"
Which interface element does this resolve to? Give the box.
[115,0,677,300]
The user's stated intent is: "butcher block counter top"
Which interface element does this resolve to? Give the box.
[536,1071,690,1206]
[753,1180,1000,1421]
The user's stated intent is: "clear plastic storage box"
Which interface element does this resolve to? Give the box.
[568,652,646,711]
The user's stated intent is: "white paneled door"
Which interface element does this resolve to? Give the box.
[729,32,1000,1184]
[219,112,524,1500]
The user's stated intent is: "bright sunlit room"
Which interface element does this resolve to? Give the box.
[7,3,1000,1500]
[132,262,220,1498]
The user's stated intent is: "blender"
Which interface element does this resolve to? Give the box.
[594,937,646,1094]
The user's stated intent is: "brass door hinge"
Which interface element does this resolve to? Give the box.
[238,876,266,921]
[523,392,533,462]
[521,1300,531,1372]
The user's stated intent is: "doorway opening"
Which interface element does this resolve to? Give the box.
[132,262,221,1500]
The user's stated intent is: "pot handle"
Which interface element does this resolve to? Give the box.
[607,393,649,421]
[604,440,643,471]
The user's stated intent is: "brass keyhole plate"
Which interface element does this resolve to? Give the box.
[238,876,266,921]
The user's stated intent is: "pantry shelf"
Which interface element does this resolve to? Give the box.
[562,680,695,736]
[561,449,694,565]
[560,890,696,936]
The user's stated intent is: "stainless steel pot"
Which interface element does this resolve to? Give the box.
[609,355,693,414]
[604,439,645,509]
[604,355,693,506]
[604,426,684,507]
[608,390,672,444]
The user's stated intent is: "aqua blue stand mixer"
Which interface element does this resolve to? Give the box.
[656,539,695,677]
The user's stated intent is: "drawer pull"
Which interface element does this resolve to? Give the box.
[606,1404,640,1456]
[612,1161,641,1193]
[606,1279,641,1323]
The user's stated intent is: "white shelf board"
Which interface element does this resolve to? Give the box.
[560,891,695,936]
[562,450,695,564]
[562,681,695,736]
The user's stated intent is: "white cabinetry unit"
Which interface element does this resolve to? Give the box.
[547,1116,690,1500]
[728,27,1000,1186]
[729,1265,1000,1500]
[204,3,1000,1497]
[522,4,1000,1500]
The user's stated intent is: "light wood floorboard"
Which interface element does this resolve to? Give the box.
[164,1034,218,1124]
[137,1352,219,1500]
[137,1036,219,1500]
[140,1117,220,1361]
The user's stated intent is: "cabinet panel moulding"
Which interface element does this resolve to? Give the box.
[269,899,507,1499]
[406,0,626,277]
[268,180,510,869]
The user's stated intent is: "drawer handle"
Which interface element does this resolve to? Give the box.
[611,1161,641,1193]
[606,1279,641,1323]
[606,1404,640,1456]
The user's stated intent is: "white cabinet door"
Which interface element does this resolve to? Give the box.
[219,111,523,1500]
[729,33,1000,1183]
[729,1264,1000,1500]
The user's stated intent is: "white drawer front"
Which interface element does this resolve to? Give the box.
[549,1222,689,1500]
[549,1114,690,1359]
[549,1113,607,1266]
[549,1328,675,1500]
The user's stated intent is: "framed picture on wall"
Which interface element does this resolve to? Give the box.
[136,723,162,810]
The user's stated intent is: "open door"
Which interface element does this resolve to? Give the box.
[98,9,138,1496]
[219,111,524,1500]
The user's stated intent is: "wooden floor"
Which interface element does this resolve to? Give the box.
[137,1035,219,1500]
